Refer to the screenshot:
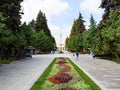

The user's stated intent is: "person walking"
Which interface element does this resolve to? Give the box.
[76,51,79,60]
[91,51,95,59]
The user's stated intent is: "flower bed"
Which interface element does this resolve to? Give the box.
[30,57,101,90]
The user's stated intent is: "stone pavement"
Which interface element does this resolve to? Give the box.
[0,53,120,90]
[68,53,120,90]
[0,55,55,90]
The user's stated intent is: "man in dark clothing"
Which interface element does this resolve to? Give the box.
[76,51,79,60]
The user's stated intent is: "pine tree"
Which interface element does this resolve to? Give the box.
[0,0,23,32]
[70,13,85,36]
[66,13,85,52]
[32,10,56,52]
[0,0,25,59]
[0,12,15,60]
[97,0,120,61]
[28,19,36,30]
[35,10,51,36]
[98,0,120,29]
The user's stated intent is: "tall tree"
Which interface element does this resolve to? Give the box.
[35,10,51,36]
[95,1,120,61]
[28,19,36,30]
[100,10,120,60]
[66,13,85,52]
[0,0,23,32]
[20,22,36,46]
[35,30,55,52]
[0,0,24,59]
[33,10,56,51]
[70,13,85,36]
[88,15,97,50]
[0,12,16,60]
[98,0,120,29]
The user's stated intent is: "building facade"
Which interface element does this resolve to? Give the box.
[57,43,65,51]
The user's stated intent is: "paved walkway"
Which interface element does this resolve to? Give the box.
[68,54,120,90]
[0,53,120,90]
[0,55,54,90]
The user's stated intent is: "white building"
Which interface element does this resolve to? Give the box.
[57,28,65,52]
[57,43,65,51]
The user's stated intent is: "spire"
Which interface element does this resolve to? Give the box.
[60,28,62,45]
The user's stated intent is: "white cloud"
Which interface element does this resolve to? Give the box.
[80,0,103,14]
[40,0,70,16]
[21,0,70,44]
[21,0,70,23]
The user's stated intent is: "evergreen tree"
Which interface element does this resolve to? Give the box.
[88,15,97,50]
[34,10,56,51]
[0,0,23,32]
[35,30,55,52]
[0,0,25,59]
[99,0,120,29]
[96,1,120,61]
[0,12,15,60]
[100,10,120,61]
[70,13,85,36]
[20,22,36,46]
[28,19,36,30]
[66,13,85,52]
[35,10,51,36]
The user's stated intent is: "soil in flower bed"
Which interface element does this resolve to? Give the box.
[56,60,67,64]
[59,87,76,90]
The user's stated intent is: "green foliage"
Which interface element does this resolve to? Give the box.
[20,22,36,46]
[35,30,55,52]
[67,34,83,52]
[0,0,25,60]
[0,12,15,50]
[0,0,23,31]
[100,10,120,56]
[29,10,56,51]
[59,50,64,53]
[70,13,85,36]
[73,81,91,90]
[66,13,85,52]
[35,10,51,36]
[82,15,97,52]
[0,1,56,60]
[0,57,15,64]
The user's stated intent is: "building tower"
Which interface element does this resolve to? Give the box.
[57,27,65,52]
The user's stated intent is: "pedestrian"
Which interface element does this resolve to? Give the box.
[73,52,75,56]
[91,51,95,59]
[76,51,79,60]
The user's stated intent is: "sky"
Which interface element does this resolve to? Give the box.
[21,0,104,45]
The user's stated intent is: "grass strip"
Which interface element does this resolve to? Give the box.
[0,58,16,64]
[67,58,101,90]
[30,58,57,90]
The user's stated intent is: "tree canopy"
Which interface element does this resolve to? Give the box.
[66,13,85,52]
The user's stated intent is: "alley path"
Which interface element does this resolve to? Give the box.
[0,53,120,90]
[0,55,54,90]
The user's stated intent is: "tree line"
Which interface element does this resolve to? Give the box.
[0,1,56,60]
[65,0,120,61]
